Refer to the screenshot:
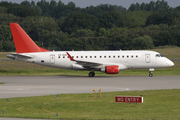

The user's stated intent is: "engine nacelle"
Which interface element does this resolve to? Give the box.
[101,65,119,74]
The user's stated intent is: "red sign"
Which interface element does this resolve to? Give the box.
[115,96,143,103]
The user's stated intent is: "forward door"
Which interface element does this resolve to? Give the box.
[145,54,150,63]
[50,55,55,64]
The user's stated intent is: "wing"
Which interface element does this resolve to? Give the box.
[66,52,102,68]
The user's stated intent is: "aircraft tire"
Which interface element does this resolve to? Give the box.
[149,73,153,77]
[89,72,95,77]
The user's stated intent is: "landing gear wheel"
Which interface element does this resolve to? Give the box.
[149,72,153,77]
[89,72,95,77]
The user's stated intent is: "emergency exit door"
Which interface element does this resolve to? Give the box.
[50,55,55,64]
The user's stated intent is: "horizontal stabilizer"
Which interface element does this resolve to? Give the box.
[7,53,33,59]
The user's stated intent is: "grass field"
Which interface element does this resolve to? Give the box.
[0,89,180,119]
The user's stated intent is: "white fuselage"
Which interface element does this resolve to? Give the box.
[13,50,174,71]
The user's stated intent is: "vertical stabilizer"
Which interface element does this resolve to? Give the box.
[9,23,50,53]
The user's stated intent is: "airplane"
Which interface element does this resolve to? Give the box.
[7,23,174,77]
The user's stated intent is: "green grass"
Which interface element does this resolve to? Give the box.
[0,82,4,84]
[0,89,180,119]
[0,52,11,59]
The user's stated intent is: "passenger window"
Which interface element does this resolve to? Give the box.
[58,56,60,58]
[90,56,92,58]
[85,56,87,58]
[109,56,111,58]
[63,56,65,58]
[94,56,96,58]
[100,56,102,58]
[122,56,124,58]
[76,56,78,58]
[113,56,115,58]
[118,56,120,58]
[81,56,83,58]
[72,56,74,58]
[104,56,106,58]
[136,55,138,58]
[131,55,133,58]
[127,56,129,58]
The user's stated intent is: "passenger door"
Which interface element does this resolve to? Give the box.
[50,55,55,64]
[145,54,150,63]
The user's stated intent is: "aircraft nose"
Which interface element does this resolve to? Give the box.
[167,60,174,67]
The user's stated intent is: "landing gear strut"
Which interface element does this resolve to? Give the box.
[149,69,154,77]
[149,71,153,77]
[89,71,95,77]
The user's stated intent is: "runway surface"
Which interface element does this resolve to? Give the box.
[0,76,180,99]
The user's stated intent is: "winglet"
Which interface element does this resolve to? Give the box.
[66,52,75,61]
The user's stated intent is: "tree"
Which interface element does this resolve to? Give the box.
[61,12,99,33]
[145,12,164,26]
[99,28,106,37]
[20,1,31,7]
[132,36,154,49]
[99,11,124,29]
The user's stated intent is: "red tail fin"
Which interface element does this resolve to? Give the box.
[9,23,50,53]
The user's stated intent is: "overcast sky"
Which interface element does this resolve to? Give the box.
[1,0,180,9]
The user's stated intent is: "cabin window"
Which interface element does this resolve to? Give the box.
[72,56,74,58]
[58,56,60,58]
[63,56,65,58]
[100,56,102,58]
[122,56,124,58]
[81,56,83,58]
[113,56,115,58]
[90,56,92,58]
[104,56,106,58]
[94,56,96,58]
[127,56,129,58]
[136,55,138,58]
[118,56,120,58]
[85,56,87,58]
[131,55,133,58]
[109,56,111,58]
[76,56,78,58]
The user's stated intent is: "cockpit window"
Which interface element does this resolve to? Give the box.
[156,54,164,57]
[160,54,164,57]
[156,54,160,57]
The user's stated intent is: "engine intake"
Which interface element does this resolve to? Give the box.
[101,65,119,74]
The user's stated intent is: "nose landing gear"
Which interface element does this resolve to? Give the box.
[149,71,153,77]
[149,69,154,77]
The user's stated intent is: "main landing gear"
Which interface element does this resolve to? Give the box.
[89,71,95,77]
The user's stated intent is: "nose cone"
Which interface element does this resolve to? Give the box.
[167,60,174,67]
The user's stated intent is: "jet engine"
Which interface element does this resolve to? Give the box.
[101,65,119,74]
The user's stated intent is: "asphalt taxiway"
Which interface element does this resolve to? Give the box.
[0,76,180,99]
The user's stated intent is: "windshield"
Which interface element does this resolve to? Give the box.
[156,54,164,57]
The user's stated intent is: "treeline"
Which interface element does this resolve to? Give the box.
[0,0,180,51]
